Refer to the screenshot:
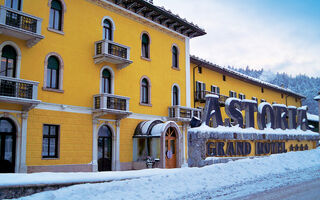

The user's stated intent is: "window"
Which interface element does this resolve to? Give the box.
[211,85,220,95]
[172,45,178,68]
[103,19,112,40]
[46,56,60,89]
[5,0,21,10]
[172,85,179,105]
[281,94,284,99]
[49,0,62,31]
[42,124,59,158]
[229,90,237,98]
[260,99,266,103]
[238,93,246,100]
[252,97,258,102]
[195,81,206,100]
[261,87,264,93]
[223,75,226,81]
[141,33,150,59]
[102,69,111,93]
[1,45,17,77]
[198,66,202,74]
[140,77,150,104]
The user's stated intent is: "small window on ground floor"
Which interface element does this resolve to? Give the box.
[42,124,59,158]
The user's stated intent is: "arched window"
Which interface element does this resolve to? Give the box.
[5,0,21,10]
[102,69,111,93]
[103,19,112,40]
[141,33,150,59]
[172,85,179,106]
[49,0,62,31]
[1,45,17,77]
[141,78,150,104]
[46,56,60,89]
[172,46,178,68]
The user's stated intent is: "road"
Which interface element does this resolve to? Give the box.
[238,178,320,200]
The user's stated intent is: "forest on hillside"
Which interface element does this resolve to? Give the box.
[228,66,320,115]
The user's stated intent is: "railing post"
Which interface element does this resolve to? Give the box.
[126,98,129,111]
[0,7,6,25]
[175,106,180,119]
[102,95,107,110]
[36,18,42,35]
[126,47,130,60]
[32,83,38,100]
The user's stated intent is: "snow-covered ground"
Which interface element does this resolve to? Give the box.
[3,147,320,200]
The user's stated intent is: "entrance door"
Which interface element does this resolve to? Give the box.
[0,118,16,173]
[98,125,112,171]
[165,127,176,168]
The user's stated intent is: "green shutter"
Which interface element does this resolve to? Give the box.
[2,45,17,59]
[51,0,62,10]
[102,69,111,78]
[48,56,59,70]
[142,34,149,44]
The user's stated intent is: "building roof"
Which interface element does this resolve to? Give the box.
[307,113,319,122]
[107,0,206,38]
[190,55,305,99]
[314,93,320,101]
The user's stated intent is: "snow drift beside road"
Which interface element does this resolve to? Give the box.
[7,148,320,200]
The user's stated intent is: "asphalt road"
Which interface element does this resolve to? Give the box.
[238,178,320,200]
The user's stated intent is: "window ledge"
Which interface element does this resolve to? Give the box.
[42,157,59,160]
[171,66,180,71]
[42,87,64,93]
[140,56,151,62]
[47,27,65,35]
[140,102,152,107]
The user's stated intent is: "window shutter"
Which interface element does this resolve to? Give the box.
[217,87,220,94]
[243,95,246,99]
[234,92,237,97]
[2,45,16,59]
[48,56,59,70]
[51,0,62,10]
[202,83,206,91]
[229,91,232,97]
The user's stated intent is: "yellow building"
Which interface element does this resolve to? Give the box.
[0,0,308,174]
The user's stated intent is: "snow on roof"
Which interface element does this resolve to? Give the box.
[307,113,319,122]
[314,94,320,101]
[190,55,305,99]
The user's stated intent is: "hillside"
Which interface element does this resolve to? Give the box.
[229,66,320,115]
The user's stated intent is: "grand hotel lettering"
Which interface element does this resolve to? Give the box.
[187,95,319,166]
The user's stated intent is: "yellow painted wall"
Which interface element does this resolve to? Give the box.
[26,109,92,166]
[190,62,302,123]
[0,0,186,118]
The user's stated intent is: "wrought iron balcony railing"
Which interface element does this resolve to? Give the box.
[194,91,228,106]
[168,105,202,122]
[93,93,131,118]
[0,6,44,47]
[0,76,40,110]
[94,40,132,69]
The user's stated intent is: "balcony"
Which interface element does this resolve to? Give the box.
[0,6,44,47]
[93,93,131,119]
[93,40,132,69]
[0,76,40,111]
[194,91,229,106]
[168,105,202,122]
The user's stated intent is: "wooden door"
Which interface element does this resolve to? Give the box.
[165,127,176,168]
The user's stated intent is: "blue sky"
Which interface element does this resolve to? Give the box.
[153,0,320,77]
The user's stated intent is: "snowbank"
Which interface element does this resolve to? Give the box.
[7,148,320,200]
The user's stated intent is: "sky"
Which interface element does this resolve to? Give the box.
[153,0,320,77]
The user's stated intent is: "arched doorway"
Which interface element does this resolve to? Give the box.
[0,118,16,173]
[98,125,112,171]
[165,127,176,168]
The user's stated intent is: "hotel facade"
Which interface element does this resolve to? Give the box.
[0,0,307,173]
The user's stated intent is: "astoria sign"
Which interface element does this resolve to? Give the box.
[200,95,309,131]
